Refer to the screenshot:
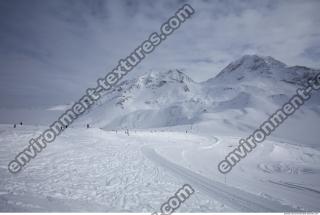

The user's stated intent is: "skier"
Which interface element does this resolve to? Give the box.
[20,122,22,126]
[13,124,16,128]
[86,124,90,128]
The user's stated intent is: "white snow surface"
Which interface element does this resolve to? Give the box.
[0,125,320,212]
[1,55,320,212]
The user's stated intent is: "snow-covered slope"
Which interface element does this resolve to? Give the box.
[82,69,207,128]
[82,55,320,146]
[2,55,320,212]
[1,125,319,212]
[206,55,316,85]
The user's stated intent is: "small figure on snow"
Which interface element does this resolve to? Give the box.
[125,129,129,136]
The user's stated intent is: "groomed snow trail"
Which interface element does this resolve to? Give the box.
[1,125,319,212]
[0,125,225,212]
[141,147,297,212]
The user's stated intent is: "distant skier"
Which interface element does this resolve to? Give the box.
[20,122,22,126]
[86,124,90,128]
[13,124,16,128]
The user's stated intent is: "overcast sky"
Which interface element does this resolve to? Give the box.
[0,0,320,108]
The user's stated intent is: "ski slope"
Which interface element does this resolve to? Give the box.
[0,125,226,212]
[1,124,320,212]
[142,147,295,212]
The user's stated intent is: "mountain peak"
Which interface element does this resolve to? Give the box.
[204,55,290,85]
[211,55,286,80]
[235,54,287,69]
[139,69,194,85]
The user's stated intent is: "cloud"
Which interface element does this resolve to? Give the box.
[0,0,319,108]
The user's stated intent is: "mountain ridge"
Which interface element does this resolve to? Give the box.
[79,55,320,129]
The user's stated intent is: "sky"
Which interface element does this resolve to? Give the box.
[0,0,320,108]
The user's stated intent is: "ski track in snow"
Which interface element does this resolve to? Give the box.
[141,147,296,212]
[0,125,225,212]
[0,125,320,212]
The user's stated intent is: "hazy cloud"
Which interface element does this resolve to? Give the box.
[0,0,319,108]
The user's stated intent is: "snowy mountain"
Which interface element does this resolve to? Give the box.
[83,55,320,135]
[2,55,320,212]
[83,69,205,128]
[207,55,318,86]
